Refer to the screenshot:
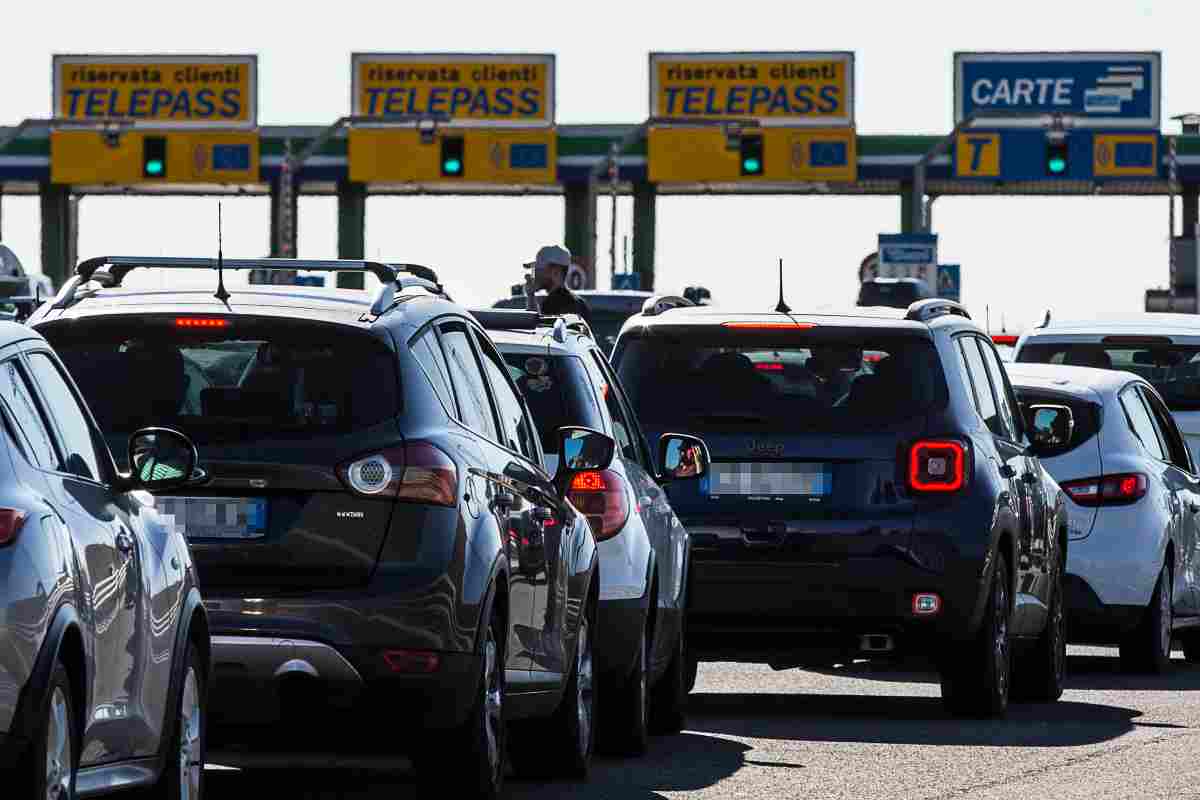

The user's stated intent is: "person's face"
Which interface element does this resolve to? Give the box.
[535,263,565,290]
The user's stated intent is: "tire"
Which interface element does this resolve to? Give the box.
[683,653,699,695]
[151,642,206,800]
[940,555,1011,718]
[26,659,76,800]
[1121,562,1173,674]
[510,598,596,780]
[648,616,687,735]
[417,603,506,799]
[1013,558,1066,703]
[601,622,649,756]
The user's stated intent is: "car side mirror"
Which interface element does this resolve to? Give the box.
[1027,404,1074,453]
[555,426,615,480]
[658,433,711,482]
[127,427,200,491]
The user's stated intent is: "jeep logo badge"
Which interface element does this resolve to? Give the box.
[749,440,784,458]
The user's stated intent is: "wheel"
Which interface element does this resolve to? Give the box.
[29,659,76,800]
[1013,558,1066,703]
[940,556,1011,718]
[1121,562,1173,674]
[151,643,206,799]
[648,616,687,735]
[600,621,649,755]
[510,601,596,780]
[417,603,505,799]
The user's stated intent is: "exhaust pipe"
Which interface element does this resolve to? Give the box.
[859,634,895,653]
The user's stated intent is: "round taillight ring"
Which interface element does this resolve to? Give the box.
[348,455,392,495]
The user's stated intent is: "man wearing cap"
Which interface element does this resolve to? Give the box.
[524,244,592,326]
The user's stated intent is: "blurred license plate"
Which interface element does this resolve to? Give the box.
[157,497,268,540]
[705,463,832,499]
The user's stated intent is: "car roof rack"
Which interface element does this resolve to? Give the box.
[641,295,696,317]
[468,308,594,343]
[1036,308,1052,329]
[50,256,445,312]
[905,298,971,323]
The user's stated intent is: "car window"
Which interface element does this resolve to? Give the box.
[1120,386,1168,461]
[583,349,637,462]
[26,352,105,481]
[959,337,1006,438]
[0,358,58,469]
[438,323,499,441]
[473,330,540,463]
[978,339,1022,440]
[590,349,649,467]
[411,327,459,419]
[1140,385,1192,472]
[501,351,607,455]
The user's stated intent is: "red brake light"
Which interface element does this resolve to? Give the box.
[1061,473,1147,507]
[174,317,229,329]
[383,650,440,673]
[568,469,630,541]
[992,335,1018,346]
[755,362,785,372]
[908,440,967,493]
[721,321,817,330]
[338,442,458,507]
[0,508,27,547]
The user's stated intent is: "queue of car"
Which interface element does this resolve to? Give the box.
[3,254,1200,798]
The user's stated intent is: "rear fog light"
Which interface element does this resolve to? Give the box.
[383,650,441,674]
[912,593,942,616]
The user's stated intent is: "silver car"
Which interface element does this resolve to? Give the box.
[0,323,210,798]
[1008,362,1200,673]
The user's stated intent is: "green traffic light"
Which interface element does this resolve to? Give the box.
[443,158,462,175]
[742,158,761,174]
[1047,156,1067,174]
[145,159,165,176]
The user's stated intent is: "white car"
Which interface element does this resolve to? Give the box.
[1007,362,1200,672]
[1013,313,1200,466]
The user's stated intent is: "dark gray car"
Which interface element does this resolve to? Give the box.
[0,322,210,798]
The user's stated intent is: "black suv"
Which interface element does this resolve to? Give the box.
[612,297,1070,717]
[30,256,612,796]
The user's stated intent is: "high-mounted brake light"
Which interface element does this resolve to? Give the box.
[721,321,817,330]
[568,469,630,541]
[992,335,1018,346]
[755,362,785,372]
[338,442,458,507]
[0,508,27,547]
[175,317,229,329]
[908,440,967,493]
[1061,473,1147,507]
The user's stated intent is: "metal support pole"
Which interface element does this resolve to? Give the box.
[608,143,618,283]
[1184,186,1199,240]
[39,182,73,287]
[563,181,597,288]
[899,182,916,234]
[632,181,657,291]
[337,180,367,289]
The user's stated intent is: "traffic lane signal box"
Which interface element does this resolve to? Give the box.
[647,126,856,183]
[50,130,259,184]
[348,128,557,184]
[953,129,1159,180]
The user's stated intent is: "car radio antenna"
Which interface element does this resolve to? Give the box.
[774,258,791,314]
[213,201,231,306]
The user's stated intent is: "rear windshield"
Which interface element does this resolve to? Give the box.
[613,330,947,433]
[41,317,400,446]
[589,312,631,356]
[857,282,926,308]
[501,351,605,453]
[1017,341,1200,411]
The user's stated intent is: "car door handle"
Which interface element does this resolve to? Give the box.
[115,532,134,555]
[999,464,1017,480]
[494,489,516,512]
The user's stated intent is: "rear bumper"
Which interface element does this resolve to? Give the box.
[0,731,25,770]
[597,596,649,679]
[1065,507,1164,608]
[1064,573,1146,644]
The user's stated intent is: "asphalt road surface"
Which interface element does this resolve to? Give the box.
[206,645,1200,799]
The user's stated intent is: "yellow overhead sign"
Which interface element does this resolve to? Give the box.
[352,54,555,127]
[648,127,856,183]
[51,130,259,185]
[1093,133,1158,178]
[349,128,556,184]
[955,132,1002,178]
[650,52,854,126]
[53,55,257,128]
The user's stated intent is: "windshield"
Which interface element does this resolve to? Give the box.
[501,351,605,453]
[588,312,632,356]
[614,330,946,433]
[1017,342,1200,411]
[42,317,400,448]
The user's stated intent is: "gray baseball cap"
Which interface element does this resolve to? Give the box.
[525,244,572,270]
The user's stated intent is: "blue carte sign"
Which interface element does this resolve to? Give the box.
[955,52,1161,128]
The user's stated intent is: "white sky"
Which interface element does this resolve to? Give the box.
[0,0,1191,331]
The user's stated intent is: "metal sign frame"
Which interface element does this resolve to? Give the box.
[953,51,1161,129]
[351,52,556,128]
[648,51,855,128]
[52,54,258,130]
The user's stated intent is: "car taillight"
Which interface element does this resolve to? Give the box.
[568,469,630,541]
[338,442,458,507]
[1061,473,1147,507]
[0,508,27,547]
[174,317,229,329]
[908,439,967,493]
